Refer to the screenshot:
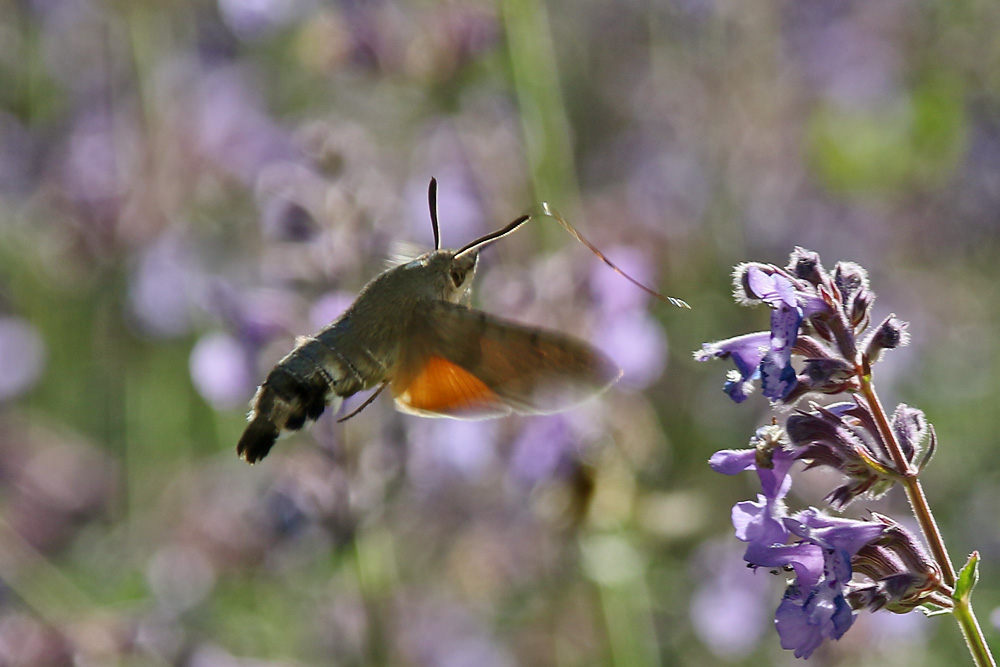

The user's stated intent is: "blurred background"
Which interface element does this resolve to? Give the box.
[1,0,999,664]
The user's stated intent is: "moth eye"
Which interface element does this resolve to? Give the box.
[450,269,466,287]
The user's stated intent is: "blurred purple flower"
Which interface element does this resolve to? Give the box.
[409,419,498,484]
[309,291,356,331]
[0,317,45,401]
[783,2,905,109]
[194,67,300,185]
[588,246,668,389]
[193,283,304,413]
[259,196,318,242]
[217,0,305,40]
[590,245,656,314]
[594,310,667,390]
[508,414,576,486]
[189,332,255,410]
[57,106,136,232]
[128,233,203,338]
[0,614,72,666]
[208,282,298,349]
[5,434,116,553]
[396,596,515,667]
[623,147,709,236]
[689,540,771,659]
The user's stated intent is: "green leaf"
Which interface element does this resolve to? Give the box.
[954,551,981,605]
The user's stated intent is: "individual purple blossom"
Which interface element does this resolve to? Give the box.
[774,511,886,659]
[0,317,46,402]
[709,425,796,565]
[695,265,804,402]
[746,267,803,401]
[709,425,795,507]
[695,331,770,402]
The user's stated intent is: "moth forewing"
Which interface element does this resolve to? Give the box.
[390,302,620,419]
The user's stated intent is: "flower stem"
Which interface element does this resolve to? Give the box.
[899,475,955,586]
[857,372,955,584]
[954,593,996,667]
[858,371,995,666]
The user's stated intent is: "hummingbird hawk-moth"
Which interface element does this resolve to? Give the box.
[237,179,686,463]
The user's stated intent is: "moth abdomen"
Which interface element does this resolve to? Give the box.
[237,361,339,463]
[237,416,280,464]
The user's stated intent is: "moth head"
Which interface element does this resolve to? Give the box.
[424,177,530,304]
[443,250,479,304]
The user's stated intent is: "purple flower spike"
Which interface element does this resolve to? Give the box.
[700,249,956,660]
[709,420,889,659]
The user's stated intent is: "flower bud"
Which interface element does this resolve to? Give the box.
[833,262,873,327]
[787,247,826,286]
[864,315,910,364]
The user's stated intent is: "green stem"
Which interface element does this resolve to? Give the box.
[954,593,996,667]
[858,371,995,666]
[502,0,580,248]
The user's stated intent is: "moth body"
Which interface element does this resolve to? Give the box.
[237,181,622,464]
[237,250,481,463]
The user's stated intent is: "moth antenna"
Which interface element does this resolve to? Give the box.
[540,203,690,309]
[428,177,441,250]
[454,214,531,259]
[337,381,389,422]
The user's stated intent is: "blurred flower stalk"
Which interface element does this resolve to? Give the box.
[696,248,995,664]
